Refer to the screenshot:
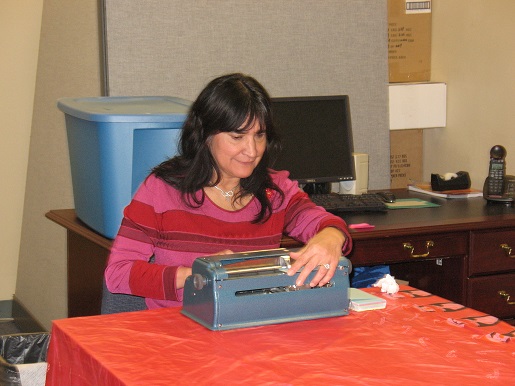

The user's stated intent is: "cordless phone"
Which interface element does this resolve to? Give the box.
[483,145,515,204]
[486,145,506,196]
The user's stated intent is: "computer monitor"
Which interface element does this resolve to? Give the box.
[270,95,355,187]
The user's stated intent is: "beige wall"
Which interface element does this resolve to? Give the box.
[4,0,515,328]
[0,1,44,300]
[15,0,102,330]
[426,0,515,187]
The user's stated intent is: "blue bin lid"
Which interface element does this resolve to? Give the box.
[57,96,191,122]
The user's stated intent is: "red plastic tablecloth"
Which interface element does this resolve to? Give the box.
[45,286,515,385]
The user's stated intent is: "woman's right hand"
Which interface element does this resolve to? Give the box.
[176,266,192,289]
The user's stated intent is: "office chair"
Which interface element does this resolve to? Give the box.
[100,278,147,314]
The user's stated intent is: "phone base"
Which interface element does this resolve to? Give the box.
[483,175,515,205]
[485,198,514,206]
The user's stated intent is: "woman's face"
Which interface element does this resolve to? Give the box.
[209,119,266,183]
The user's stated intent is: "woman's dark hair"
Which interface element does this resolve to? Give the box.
[152,73,283,223]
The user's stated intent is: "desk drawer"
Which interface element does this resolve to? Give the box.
[469,229,515,275]
[349,232,468,265]
[467,272,515,320]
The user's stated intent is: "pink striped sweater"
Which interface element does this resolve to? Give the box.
[105,170,351,309]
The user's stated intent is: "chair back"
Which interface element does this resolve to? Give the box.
[101,279,147,314]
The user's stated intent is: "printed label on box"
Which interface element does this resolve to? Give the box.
[388,0,432,82]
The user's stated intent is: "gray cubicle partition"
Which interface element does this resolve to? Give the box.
[101,0,390,189]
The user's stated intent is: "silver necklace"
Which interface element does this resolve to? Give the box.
[213,184,238,200]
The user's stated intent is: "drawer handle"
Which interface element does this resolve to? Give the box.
[500,243,514,258]
[403,241,434,258]
[498,290,515,305]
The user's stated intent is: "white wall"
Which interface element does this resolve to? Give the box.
[425,0,515,187]
[0,1,44,300]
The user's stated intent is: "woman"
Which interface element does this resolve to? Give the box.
[105,73,352,309]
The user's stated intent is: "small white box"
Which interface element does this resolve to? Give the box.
[389,82,446,130]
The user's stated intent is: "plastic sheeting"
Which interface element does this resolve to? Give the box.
[0,333,50,386]
[45,287,515,385]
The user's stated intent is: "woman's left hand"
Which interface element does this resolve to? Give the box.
[287,227,346,287]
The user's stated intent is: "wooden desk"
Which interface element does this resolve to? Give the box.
[44,286,515,385]
[46,190,515,322]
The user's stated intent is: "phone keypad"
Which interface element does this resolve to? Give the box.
[488,180,503,195]
[489,169,504,179]
[488,160,505,195]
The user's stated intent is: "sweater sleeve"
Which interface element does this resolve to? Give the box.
[273,171,352,255]
[104,175,180,301]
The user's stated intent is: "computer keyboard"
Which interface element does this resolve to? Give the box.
[310,193,388,213]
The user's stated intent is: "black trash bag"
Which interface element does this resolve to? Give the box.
[0,333,50,386]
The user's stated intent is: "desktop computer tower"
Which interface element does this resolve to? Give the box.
[331,153,369,195]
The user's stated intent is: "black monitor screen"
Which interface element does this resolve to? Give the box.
[270,95,355,184]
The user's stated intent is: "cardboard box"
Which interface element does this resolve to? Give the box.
[390,129,423,189]
[388,0,432,83]
[389,82,446,129]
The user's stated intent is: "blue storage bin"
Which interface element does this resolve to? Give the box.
[58,96,191,239]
